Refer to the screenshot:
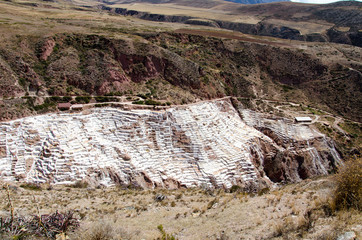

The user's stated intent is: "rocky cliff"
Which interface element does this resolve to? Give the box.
[0,99,340,189]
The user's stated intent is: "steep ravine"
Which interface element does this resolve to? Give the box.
[0,99,341,189]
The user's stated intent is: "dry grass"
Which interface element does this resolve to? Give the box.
[109,3,257,23]
[70,221,131,240]
[1,176,361,239]
[333,158,361,211]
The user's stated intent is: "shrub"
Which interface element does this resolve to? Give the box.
[71,180,88,188]
[137,93,148,99]
[0,215,30,239]
[145,99,162,106]
[0,211,79,239]
[33,98,56,112]
[95,103,109,108]
[258,187,270,196]
[20,183,42,191]
[132,100,144,105]
[333,157,361,210]
[95,96,119,103]
[70,221,129,240]
[75,96,91,104]
[207,198,218,209]
[50,96,62,102]
[62,96,72,102]
[157,224,176,240]
[229,185,241,193]
[105,91,122,96]
[30,211,79,238]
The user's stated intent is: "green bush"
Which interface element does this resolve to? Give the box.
[50,96,62,102]
[157,224,176,240]
[145,99,162,106]
[75,96,91,104]
[132,100,144,105]
[95,103,109,108]
[95,96,119,102]
[33,98,55,112]
[137,94,148,99]
[105,91,122,96]
[62,96,72,102]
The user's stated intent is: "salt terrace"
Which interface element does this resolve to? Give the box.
[0,99,339,188]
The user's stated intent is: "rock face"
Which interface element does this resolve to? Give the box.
[0,99,340,189]
[239,109,340,182]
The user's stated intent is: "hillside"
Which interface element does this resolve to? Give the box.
[1,171,361,239]
[0,98,341,187]
[97,0,362,46]
[0,0,361,157]
[0,1,361,239]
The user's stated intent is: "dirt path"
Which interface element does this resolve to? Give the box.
[333,117,350,139]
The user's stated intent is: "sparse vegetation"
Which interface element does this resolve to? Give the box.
[157,224,176,240]
[0,0,361,239]
[0,210,79,239]
[333,158,361,210]
[132,100,144,105]
[70,180,89,189]
[20,183,42,191]
[1,176,359,239]
[75,96,91,104]
[94,96,119,103]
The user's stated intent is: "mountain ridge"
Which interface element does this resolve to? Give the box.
[225,0,290,4]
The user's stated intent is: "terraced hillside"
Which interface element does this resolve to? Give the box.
[0,99,340,188]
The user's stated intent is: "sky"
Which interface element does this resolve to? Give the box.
[291,0,361,3]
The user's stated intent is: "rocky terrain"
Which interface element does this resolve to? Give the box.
[1,31,361,121]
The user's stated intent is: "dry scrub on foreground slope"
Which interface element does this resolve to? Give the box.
[1,162,361,240]
[333,158,361,211]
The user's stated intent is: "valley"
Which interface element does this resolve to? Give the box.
[0,0,361,239]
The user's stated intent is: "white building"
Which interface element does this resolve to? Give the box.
[295,117,312,123]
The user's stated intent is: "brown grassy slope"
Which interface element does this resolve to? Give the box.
[0,0,361,123]
[1,175,361,239]
[144,31,362,121]
[96,0,362,45]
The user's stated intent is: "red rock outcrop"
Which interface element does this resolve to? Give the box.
[39,38,56,61]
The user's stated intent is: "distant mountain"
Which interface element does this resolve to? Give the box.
[292,0,362,4]
[225,0,289,3]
